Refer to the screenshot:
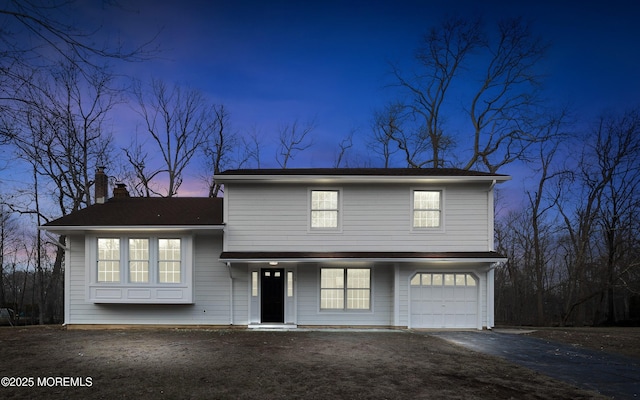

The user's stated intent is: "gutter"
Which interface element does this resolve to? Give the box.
[226,262,234,325]
[43,231,70,251]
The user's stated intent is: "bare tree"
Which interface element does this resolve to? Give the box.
[202,104,237,197]
[275,119,315,168]
[0,0,156,123]
[2,59,117,323]
[556,109,640,325]
[375,16,549,172]
[334,130,355,168]
[132,79,210,197]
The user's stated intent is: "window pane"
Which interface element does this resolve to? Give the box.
[287,271,293,297]
[159,239,181,283]
[129,238,149,283]
[422,274,432,286]
[347,269,370,289]
[432,274,443,286]
[312,191,338,210]
[413,210,440,228]
[98,238,120,283]
[410,274,421,286]
[321,269,344,289]
[252,271,258,296]
[159,261,181,283]
[466,274,477,286]
[347,289,370,309]
[98,261,120,283]
[414,191,440,208]
[455,274,466,286]
[321,289,344,309]
[444,274,455,286]
[311,210,338,228]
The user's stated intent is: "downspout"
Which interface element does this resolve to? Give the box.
[486,261,504,330]
[226,262,233,325]
[487,179,497,251]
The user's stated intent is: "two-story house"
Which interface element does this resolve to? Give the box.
[41,168,509,329]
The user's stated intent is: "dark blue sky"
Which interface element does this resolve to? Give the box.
[6,0,639,196]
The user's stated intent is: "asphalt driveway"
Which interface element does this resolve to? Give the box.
[428,330,640,399]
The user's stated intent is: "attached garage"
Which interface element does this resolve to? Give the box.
[409,272,478,329]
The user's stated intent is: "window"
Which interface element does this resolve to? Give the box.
[413,190,442,228]
[310,190,339,229]
[411,273,477,287]
[96,237,182,284]
[320,268,370,310]
[89,235,191,304]
[252,271,259,297]
[129,238,149,283]
[287,271,294,297]
[98,238,120,282]
[159,239,181,283]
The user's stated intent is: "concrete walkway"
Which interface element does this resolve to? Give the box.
[428,330,640,399]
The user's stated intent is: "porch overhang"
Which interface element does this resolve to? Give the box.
[219,251,507,264]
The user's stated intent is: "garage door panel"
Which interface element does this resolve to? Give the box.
[410,272,478,329]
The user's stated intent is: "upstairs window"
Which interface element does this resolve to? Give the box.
[413,190,442,228]
[310,190,340,229]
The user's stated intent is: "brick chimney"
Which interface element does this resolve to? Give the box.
[95,167,108,204]
[113,183,130,199]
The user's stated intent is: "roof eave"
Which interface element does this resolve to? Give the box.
[220,256,508,264]
[215,174,511,184]
[39,225,225,234]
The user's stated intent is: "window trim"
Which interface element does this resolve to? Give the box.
[308,188,342,232]
[319,267,372,312]
[410,188,445,232]
[86,234,193,304]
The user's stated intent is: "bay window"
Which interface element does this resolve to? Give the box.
[88,235,192,303]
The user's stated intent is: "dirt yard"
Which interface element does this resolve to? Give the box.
[0,326,628,399]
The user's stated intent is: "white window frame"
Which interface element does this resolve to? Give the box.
[319,267,371,311]
[86,234,193,304]
[308,188,342,232]
[410,188,445,231]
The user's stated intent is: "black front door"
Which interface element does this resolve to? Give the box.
[260,268,284,323]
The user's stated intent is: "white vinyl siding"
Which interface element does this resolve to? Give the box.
[296,264,393,326]
[225,183,490,253]
[68,234,235,325]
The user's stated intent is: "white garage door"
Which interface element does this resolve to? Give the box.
[410,273,478,328]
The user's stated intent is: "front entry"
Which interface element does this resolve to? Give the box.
[260,268,285,323]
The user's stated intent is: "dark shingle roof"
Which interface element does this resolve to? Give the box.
[43,197,223,227]
[217,168,508,177]
[220,251,506,261]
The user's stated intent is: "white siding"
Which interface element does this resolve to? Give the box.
[225,182,491,252]
[295,264,394,326]
[67,233,232,325]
